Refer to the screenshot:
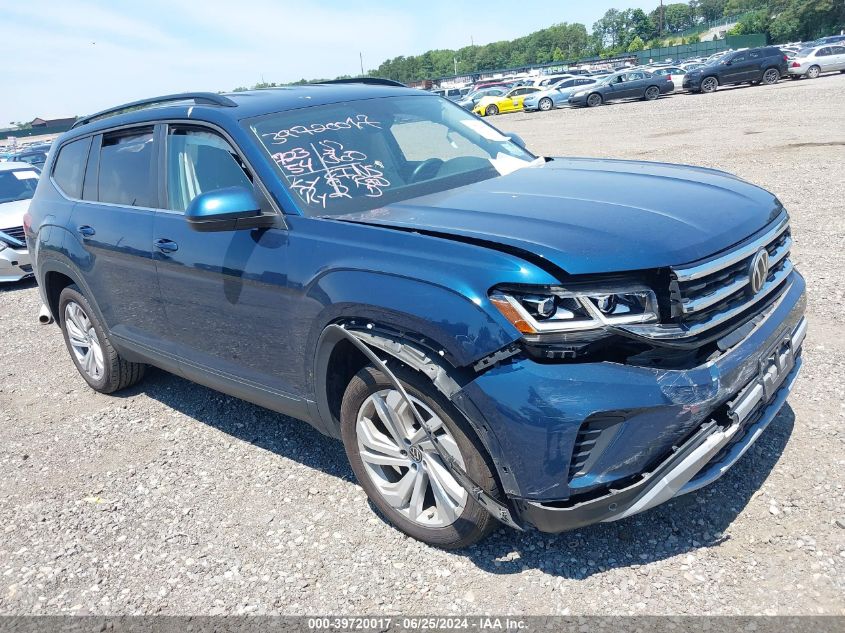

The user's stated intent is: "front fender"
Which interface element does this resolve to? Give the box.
[306,270,517,369]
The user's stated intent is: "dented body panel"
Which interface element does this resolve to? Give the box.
[457,271,805,504]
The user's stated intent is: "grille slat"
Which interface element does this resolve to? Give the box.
[669,218,793,337]
[0,225,25,243]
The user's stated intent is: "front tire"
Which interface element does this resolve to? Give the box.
[806,65,821,79]
[700,76,718,93]
[340,365,499,549]
[586,93,603,107]
[59,285,146,393]
[538,97,553,111]
[485,104,499,116]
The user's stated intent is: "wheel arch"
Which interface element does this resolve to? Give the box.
[312,322,521,497]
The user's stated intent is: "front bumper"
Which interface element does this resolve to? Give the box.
[0,245,32,282]
[455,271,806,531]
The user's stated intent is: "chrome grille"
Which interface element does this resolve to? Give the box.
[0,225,25,243]
[672,217,792,334]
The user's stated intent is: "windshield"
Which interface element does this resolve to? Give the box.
[249,95,538,216]
[0,168,39,204]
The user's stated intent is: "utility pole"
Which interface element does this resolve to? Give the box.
[359,52,364,76]
[659,0,664,37]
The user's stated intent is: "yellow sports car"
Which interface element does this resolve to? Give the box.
[472,86,541,116]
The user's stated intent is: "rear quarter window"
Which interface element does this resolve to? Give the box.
[52,137,92,199]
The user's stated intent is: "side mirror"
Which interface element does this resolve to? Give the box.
[506,133,527,149]
[185,186,272,232]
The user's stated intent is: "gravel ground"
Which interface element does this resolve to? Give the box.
[1,75,844,617]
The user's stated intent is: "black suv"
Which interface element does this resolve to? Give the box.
[684,47,788,93]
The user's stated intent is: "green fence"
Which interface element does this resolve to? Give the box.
[2,123,73,139]
[633,33,767,63]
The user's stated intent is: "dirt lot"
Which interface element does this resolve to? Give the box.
[1,75,844,616]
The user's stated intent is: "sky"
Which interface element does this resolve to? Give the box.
[0,0,658,124]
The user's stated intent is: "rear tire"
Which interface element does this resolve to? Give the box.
[807,65,821,79]
[644,86,660,100]
[762,68,780,85]
[340,364,499,549]
[58,285,146,394]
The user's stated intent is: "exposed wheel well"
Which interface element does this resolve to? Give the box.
[43,271,76,323]
[324,338,370,429]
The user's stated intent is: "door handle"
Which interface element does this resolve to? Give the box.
[154,238,178,253]
[77,225,95,238]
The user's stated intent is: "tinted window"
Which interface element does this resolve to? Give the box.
[832,46,845,54]
[166,127,253,212]
[817,47,831,56]
[731,54,747,63]
[749,50,761,59]
[52,137,91,199]
[97,128,155,207]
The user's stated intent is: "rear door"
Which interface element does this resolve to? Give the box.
[67,125,167,349]
[815,47,835,72]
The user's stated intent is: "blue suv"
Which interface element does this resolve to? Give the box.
[26,81,806,548]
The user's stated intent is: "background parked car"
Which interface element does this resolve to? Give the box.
[457,86,506,110]
[569,70,673,107]
[683,46,788,93]
[523,77,598,111]
[788,44,845,79]
[473,86,540,116]
[6,148,49,169]
[649,66,688,87]
[0,161,39,282]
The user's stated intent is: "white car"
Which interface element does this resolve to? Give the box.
[788,44,845,79]
[0,162,39,282]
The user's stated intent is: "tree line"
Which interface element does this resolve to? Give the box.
[232,0,844,90]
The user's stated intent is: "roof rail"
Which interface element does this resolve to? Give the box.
[71,92,238,129]
[319,78,407,87]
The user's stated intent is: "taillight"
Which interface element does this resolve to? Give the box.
[667,74,672,81]
[783,55,788,62]
[791,61,801,67]
[23,212,32,235]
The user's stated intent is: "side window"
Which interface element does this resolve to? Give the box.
[165,127,253,212]
[52,137,92,199]
[832,46,845,54]
[817,47,831,56]
[732,54,747,63]
[97,128,155,207]
[749,50,761,59]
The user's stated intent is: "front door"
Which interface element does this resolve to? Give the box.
[151,124,301,399]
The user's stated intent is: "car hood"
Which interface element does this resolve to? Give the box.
[334,157,784,275]
[0,199,30,231]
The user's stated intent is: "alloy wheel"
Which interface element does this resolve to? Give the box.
[763,69,780,85]
[356,389,468,527]
[539,97,553,111]
[485,105,498,116]
[807,65,820,79]
[645,86,660,100]
[701,77,718,93]
[587,93,602,107]
[64,301,105,380]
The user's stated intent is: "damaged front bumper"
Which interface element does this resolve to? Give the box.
[455,270,806,532]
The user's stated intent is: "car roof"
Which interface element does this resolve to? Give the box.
[62,83,430,141]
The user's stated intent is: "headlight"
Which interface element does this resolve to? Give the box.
[490,283,659,335]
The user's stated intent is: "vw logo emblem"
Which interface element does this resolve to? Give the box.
[748,248,770,294]
[407,445,424,462]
